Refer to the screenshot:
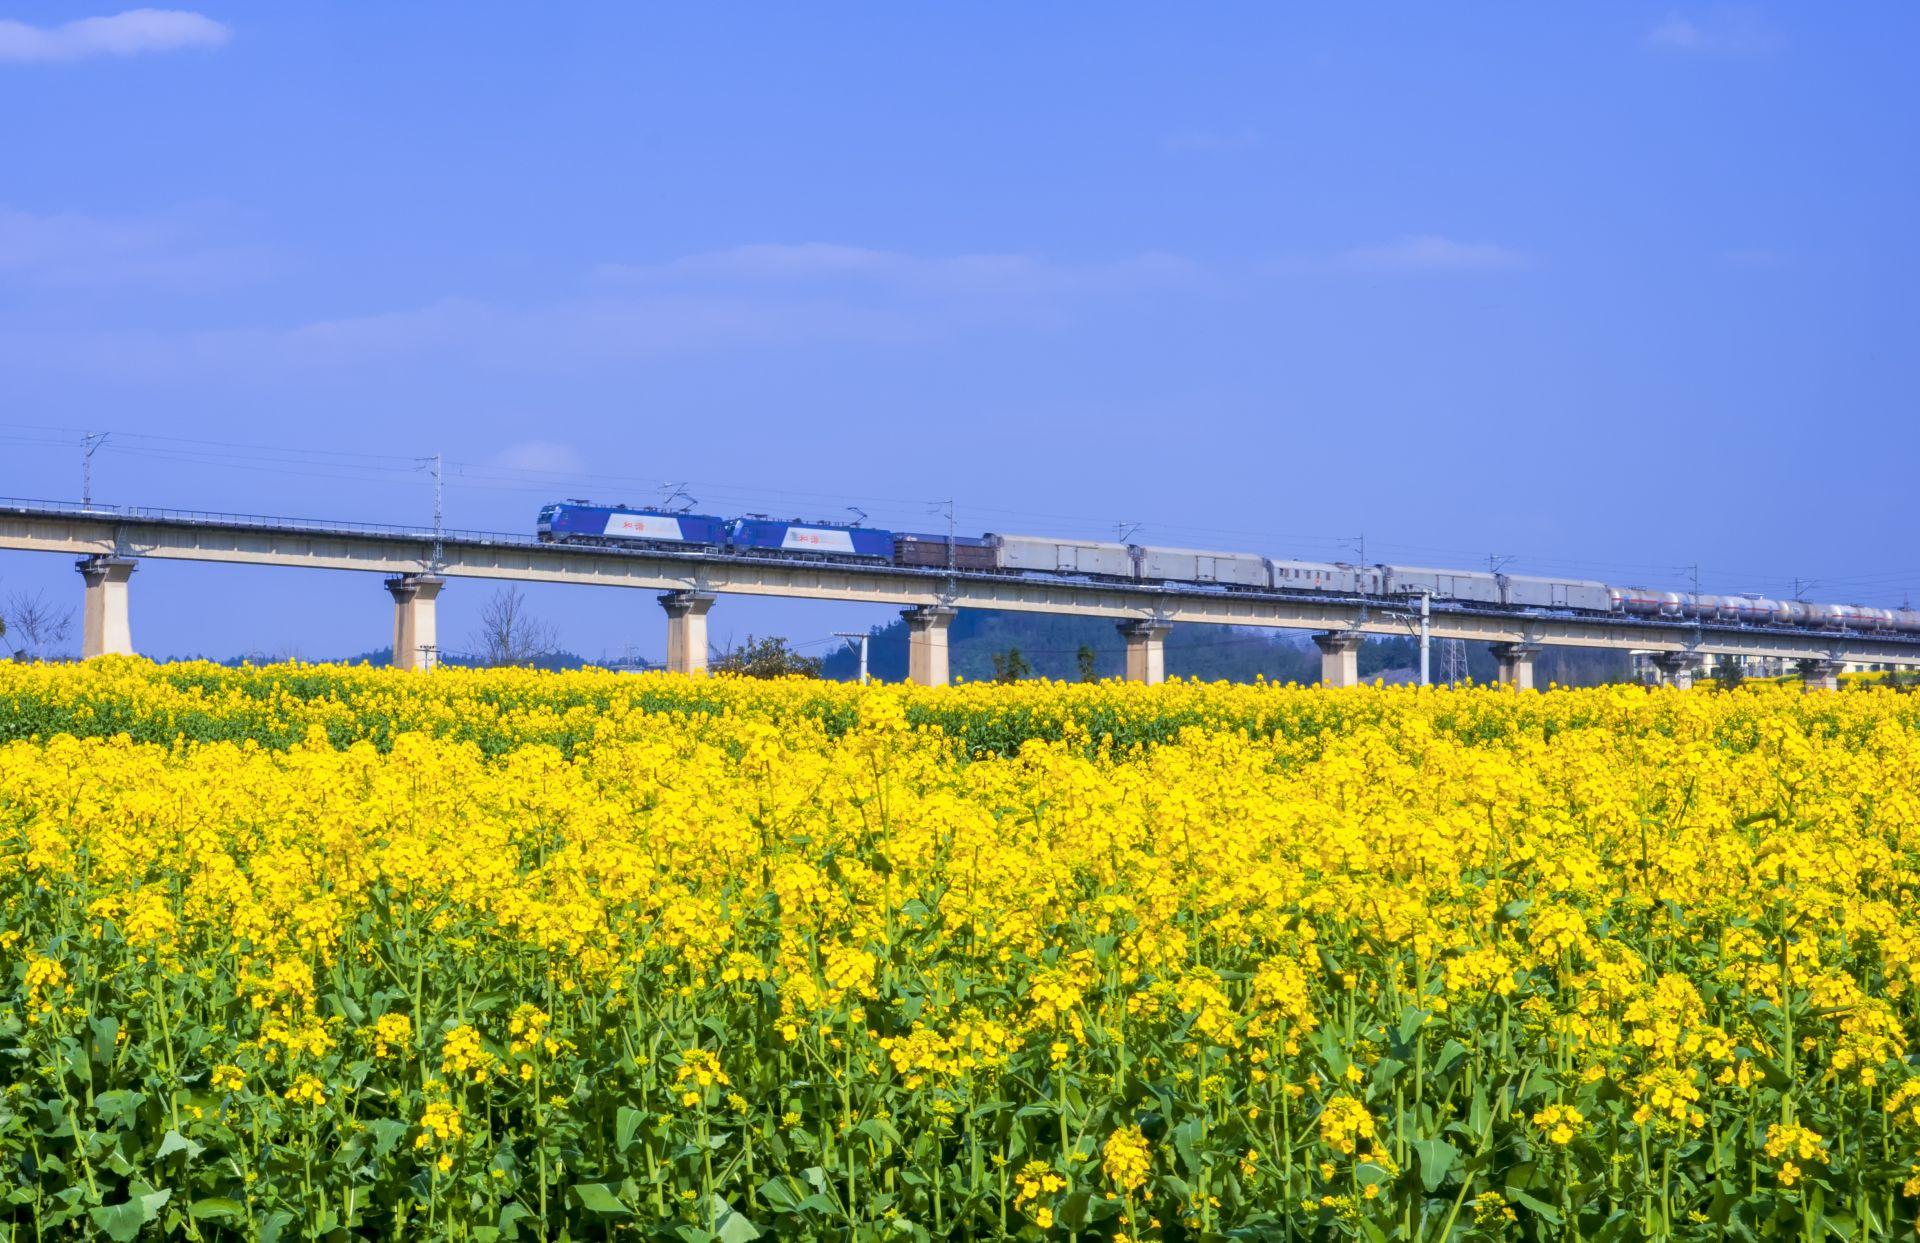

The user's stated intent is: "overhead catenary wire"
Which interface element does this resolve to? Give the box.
[5,418,1917,608]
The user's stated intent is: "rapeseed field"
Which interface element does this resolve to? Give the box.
[2,659,1918,1240]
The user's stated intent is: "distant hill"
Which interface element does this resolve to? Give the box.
[820,609,1632,686]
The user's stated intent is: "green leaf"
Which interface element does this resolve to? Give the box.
[497,1201,531,1240]
[92,1089,144,1129]
[156,1130,203,1162]
[188,1198,245,1221]
[1505,1186,1562,1224]
[572,1183,631,1216]
[368,1117,410,1157]
[88,1016,119,1066]
[756,1178,802,1214]
[1411,1138,1459,1193]
[710,1195,762,1243]
[259,1210,296,1243]
[616,1106,646,1153]
[89,1190,170,1242]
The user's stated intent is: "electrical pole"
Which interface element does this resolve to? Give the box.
[833,631,870,684]
[1418,591,1431,686]
[82,432,107,507]
[431,453,444,572]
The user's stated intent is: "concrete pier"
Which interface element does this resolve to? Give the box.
[901,605,956,687]
[658,591,717,675]
[1650,651,1699,689]
[384,574,444,670]
[1490,641,1542,690]
[1117,620,1171,685]
[1797,658,1843,693]
[1313,630,1363,688]
[76,555,136,658]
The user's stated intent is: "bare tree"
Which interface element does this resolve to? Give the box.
[3,589,75,661]
[468,585,558,667]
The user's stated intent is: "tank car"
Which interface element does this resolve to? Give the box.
[1610,587,1684,617]
[537,502,730,549]
[730,517,894,561]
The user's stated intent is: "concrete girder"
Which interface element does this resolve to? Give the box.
[1650,650,1701,690]
[1489,641,1543,691]
[1313,630,1364,688]
[75,555,136,658]
[385,574,444,671]
[1117,620,1172,685]
[1797,658,1844,693]
[901,605,956,687]
[658,591,717,675]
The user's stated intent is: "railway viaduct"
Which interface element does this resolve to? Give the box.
[5,499,1916,690]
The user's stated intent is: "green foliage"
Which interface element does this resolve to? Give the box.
[712,635,824,679]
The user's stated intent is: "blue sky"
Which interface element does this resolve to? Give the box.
[1,4,1915,662]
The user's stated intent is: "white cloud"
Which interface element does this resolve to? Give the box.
[0,205,271,285]
[1162,127,1263,154]
[1325,235,1529,274]
[1646,8,1779,56]
[0,9,228,63]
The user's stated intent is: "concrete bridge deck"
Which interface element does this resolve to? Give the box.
[2,498,1911,688]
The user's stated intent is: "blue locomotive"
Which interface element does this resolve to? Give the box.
[536,502,729,549]
[538,502,895,561]
[729,516,894,560]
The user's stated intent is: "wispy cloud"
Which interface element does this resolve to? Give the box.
[0,9,230,64]
[1162,127,1263,154]
[1322,235,1530,274]
[491,441,588,476]
[0,243,1206,380]
[1646,8,1779,56]
[0,205,273,285]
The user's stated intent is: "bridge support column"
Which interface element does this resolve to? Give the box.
[659,591,716,675]
[1797,658,1843,693]
[1650,651,1699,689]
[1118,620,1171,685]
[76,556,136,659]
[1490,642,1542,690]
[385,574,444,670]
[902,605,956,687]
[1312,631,1363,688]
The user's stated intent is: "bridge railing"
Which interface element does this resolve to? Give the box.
[0,496,534,547]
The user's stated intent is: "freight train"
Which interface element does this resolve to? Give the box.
[536,501,1919,633]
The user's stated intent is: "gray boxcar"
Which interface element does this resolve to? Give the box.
[1501,574,1612,613]
[1136,545,1268,588]
[988,534,1137,580]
